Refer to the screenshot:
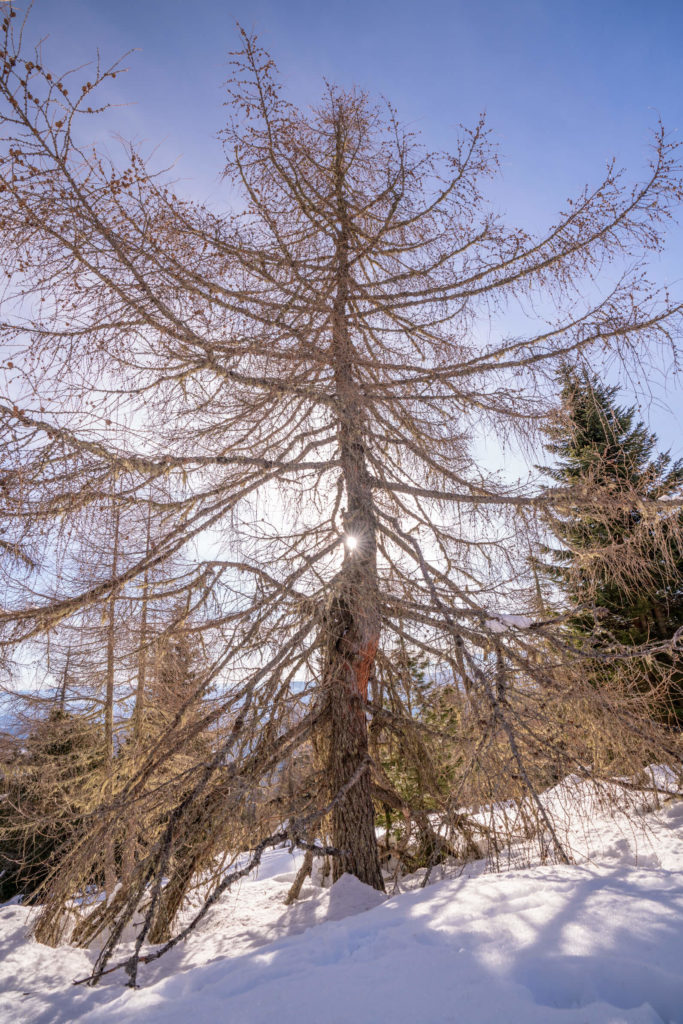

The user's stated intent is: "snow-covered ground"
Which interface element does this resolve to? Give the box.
[2,778,683,1024]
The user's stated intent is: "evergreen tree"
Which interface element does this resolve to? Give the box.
[0,706,104,903]
[538,367,683,726]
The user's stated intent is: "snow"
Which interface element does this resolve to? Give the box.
[2,780,683,1024]
[485,614,534,633]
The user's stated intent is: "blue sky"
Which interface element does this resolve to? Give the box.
[17,0,683,452]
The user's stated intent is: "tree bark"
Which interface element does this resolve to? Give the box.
[324,596,383,889]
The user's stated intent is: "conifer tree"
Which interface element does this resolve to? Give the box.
[0,702,105,903]
[538,367,683,725]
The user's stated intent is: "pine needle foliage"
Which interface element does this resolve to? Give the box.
[538,366,683,726]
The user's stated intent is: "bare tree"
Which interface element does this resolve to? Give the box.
[1,11,682,979]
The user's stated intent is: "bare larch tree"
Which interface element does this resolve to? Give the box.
[1,11,683,976]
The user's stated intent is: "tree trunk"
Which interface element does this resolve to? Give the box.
[322,116,384,892]
[324,594,383,890]
[122,513,151,883]
[284,848,314,904]
[148,854,198,944]
[57,646,70,712]
[104,508,120,896]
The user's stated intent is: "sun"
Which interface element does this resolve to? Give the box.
[345,534,358,551]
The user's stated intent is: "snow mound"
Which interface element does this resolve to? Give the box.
[320,871,387,920]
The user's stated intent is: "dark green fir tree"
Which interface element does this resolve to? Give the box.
[537,366,683,727]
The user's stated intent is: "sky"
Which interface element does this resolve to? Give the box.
[10,0,683,453]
